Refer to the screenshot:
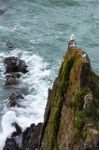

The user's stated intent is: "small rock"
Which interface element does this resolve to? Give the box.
[0,9,6,15]
[12,122,22,137]
[6,41,16,49]
[5,75,19,86]
[22,123,43,150]
[7,92,24,107]
[4,57,28,74]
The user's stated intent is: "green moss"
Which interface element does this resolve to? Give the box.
[62,55,75,82]
[91,108,99,121]
[50,96,63,149]
[75,111,86,131]
[59,81,69,96]
[75,88,90,111]
[49,55,76,149]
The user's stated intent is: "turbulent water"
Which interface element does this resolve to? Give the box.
[0,0,99,149]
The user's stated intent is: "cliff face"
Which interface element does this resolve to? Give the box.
[41,40,99,150]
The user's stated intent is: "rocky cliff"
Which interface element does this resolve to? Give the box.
[41,40,99,150]
[3,40,99,150]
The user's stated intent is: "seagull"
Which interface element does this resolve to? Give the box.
[70,34,75,40]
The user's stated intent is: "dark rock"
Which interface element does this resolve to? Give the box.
[5,73,21,86]
[12,123,22,137]
[4,123,42,150]
[22,123,43,150]
[4,57,28,74]
[68,40,77,49]
[0,9,6,15]
[7,92,24,107]
[3,123,22,150]
[39,89,52,147]
[80,57,91,88]
[5,75,19,86]
[3,138,20,150]
[6,72,21,79]
[6,41,16,49]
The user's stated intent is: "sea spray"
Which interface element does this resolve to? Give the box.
[0,49,51,149]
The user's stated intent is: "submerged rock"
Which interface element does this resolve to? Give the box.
[0,9,6,15]
[4,57,28,74]
[6,41,16,49]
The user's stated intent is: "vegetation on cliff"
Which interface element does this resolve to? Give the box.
[41,40,99,150]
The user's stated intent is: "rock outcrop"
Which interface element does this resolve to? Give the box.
[3,40,99,150]
[4,57,28,74]
[3,123,43,150]
[7,92,24,107]
[41,40,99,150]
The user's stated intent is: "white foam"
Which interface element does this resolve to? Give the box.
[0,111,17,150]
[0,48,52,149]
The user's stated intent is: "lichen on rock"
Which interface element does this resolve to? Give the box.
[41,40,99,150]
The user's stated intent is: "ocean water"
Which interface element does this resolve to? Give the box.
[0,0,99,149]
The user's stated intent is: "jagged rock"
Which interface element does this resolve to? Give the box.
[3,138,20,150]
[7,92,24,107]
[6,73,21,78]
[12,123,22,137]
[22,123,43,150]
[4,123,42,150]
[5,73,21,86]
[4,57,28,74]
[3,123,22,150]
[5,75,19,86]
[39,89,52,148]
[41,41,99,150]
[84,127,99,150]
[68,39,77,49]
[83,93,94,115]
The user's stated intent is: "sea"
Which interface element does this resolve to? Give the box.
[0,0,99,149]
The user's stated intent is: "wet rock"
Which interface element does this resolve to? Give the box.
[7,92,24,107]
[5,75,19,86]
[22,123,43,150]
[6,72,21,78]
[0,9,6,15]
[6,41,16,49]
[3,138,20,150]
[5,73,21,86]
[4,57,28,74]
[12,123,22,137]
[3,123,22,150]
[4,123,42,150]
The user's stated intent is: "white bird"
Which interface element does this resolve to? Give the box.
[82,54,86,58]
[70,34,75,40]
